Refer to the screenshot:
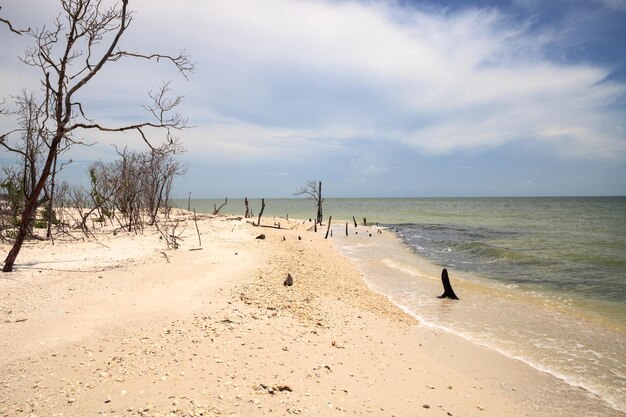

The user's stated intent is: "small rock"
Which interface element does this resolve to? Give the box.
[423,404,430,409]
[284,274,293,287]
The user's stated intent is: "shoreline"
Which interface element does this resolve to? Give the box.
[1,213,622,416]
[332,224,626,415]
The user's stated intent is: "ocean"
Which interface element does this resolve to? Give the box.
[178,196,626,414]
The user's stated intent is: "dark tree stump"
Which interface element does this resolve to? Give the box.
[438,268,459,300]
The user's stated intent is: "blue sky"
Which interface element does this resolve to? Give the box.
[1,0,625,197]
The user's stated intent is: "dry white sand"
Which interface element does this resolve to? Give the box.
[0,212,621,417]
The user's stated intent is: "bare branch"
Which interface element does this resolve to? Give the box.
[109,50,195,80]
[70,101,94,122]
[0,6,30,35]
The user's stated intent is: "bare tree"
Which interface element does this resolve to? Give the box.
[295,180,324,225]
[0,0,193,272]
[141,136,186,224]
[86,139,186,232]
[0,92,71,237]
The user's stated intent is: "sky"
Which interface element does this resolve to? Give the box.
[1,0,625,198]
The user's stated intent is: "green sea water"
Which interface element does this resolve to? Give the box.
[178,196,626,413]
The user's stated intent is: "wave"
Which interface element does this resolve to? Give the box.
[451,241,539,264]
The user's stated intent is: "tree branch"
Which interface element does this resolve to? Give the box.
[0,7,30,35]
[108,50,195,80]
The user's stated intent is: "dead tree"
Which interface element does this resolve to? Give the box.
[0,92,65,236]
[0,0,193,272]
[295,179,324,225]
[143,137,186,225]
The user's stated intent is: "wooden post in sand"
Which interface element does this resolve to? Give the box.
[257,198,265,226]
[325,216,332,239]
[352,216,357,227]
[193,209,201,247]
[345,222,348,236]
[244,197,250,218]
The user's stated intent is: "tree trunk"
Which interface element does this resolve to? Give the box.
[4,138,61,272]
[244,197,250,218]
[46,153,58,239]
[316,181,323,225]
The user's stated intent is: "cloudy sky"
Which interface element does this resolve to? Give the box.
[1,0,625,197]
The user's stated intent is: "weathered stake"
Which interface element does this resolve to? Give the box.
[244,197,250,218]
[257,198,265,227]
[325,216,332,239]
[193,209,201,247]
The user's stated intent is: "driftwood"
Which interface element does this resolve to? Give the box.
[193,209,201,247]
[244,197,250,218]
[345,222,348,236]
[325,216,332,239]
[352,216,357,227]
[213,197,228,215]
[438,268,459,300]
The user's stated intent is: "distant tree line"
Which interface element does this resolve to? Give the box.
[0,135,186,241]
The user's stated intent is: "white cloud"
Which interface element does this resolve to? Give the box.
[126,0,626,159]
[596,0,626,11]
[2,0,625,167]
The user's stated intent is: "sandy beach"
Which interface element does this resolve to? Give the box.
[0,212,621,417]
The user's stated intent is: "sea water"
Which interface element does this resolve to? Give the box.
[181,197,626,413]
